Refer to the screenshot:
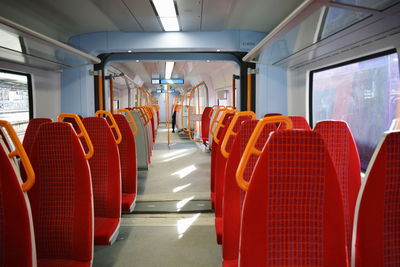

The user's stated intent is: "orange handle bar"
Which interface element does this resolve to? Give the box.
[58,113,94,160]
[0,120,35,192]
[132,107,149,125]
[209,107,227,136]
[117,109,138,136]
[95,110,123,145]
[220,111,256,159]
[236,116,293,191]
[213,109,237,145]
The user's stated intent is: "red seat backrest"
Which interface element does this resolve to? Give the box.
[82,117,121,219]
[314,120,361,260]
[0,128,12,152]
[222,120,276,262]
[112,114,137,207]
[0,141,36,267]
[239,130,347,267]
[23,118,52,155]
[201,107,213,143]
[352,131,400,267]
[263,113,282,117]
[62,115,83,134]
[289,116,311,130]
[28,122,93,263]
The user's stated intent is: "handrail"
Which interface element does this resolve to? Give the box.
[209,106,227,136]
[220,111,256,159]
[0,120,35,192]
[187,82,205,143]
[57,113,94,159]
[236,116,293,191]
[117,109,138,136]
[213,109,237,145]
[132,107,149,125]
[95,110,123,144]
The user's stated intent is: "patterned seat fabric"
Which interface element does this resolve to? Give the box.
[214,114,253,245]
[210,113,234,211]
[112,114,137,212]
[352,131,400,267]
[83,117,121,245]
[23,118,52,155]
[222,120,276,266]
[314,120,361,261]
[28,122,93,265]
[0,140,36,267]
[62,115,84,133]
[278,116,311,130]
[239,130,347,267]
[201,107,213,144]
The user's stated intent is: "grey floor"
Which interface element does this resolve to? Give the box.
[93,125,222,267]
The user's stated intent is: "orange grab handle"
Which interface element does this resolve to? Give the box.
[118,109,138,136]
[209,107,227,136]
[236,116,293,191]
[220,111,256,159]
[0,120,35,192]
[213,109,237,145]
[57,113,94,160]
[95,110,123,145]
[132,107,149,125]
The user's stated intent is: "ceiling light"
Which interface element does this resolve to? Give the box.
[136,60,140,62]
[128,50,132,53]
[206,60,210,62]
[216,49,221,52]
[152,0,180,31]
[165,61,175,79]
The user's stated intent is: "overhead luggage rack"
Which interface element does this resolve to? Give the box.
[0,16,101,71]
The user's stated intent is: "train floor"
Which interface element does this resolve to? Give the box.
[93,124,222,267]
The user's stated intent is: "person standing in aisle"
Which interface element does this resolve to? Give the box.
[172,105,177,133]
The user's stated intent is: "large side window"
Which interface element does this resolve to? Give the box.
[310,50,400,170]
[0,70,33,139]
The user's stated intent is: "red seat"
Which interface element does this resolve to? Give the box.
[210,112,234,211]
[352,131,400,267]
[289,115,311,130]
[314,120,361,260]
[263,113,282,117]
[201,107,213,145]
[112,114,137,212]
[23,118,52,155]
[28,122,93,266]
[83,117,121,245]
[239,130,347,267]
[0,127,12,151]
[0,130,36,267]
[62,115,84,133]
[222,120,276,266]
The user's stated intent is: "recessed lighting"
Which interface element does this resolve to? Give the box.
[216,49,221,52]
[128,50,132,53]
[206,60,210,62]
[165,61,175,79]
[136,60,140,62]
[152,0,180,32]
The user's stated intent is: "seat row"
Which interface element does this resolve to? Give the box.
[0,106,157,266]
[205,107,400,267]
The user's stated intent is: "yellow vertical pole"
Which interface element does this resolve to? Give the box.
[98,75,103,110]
[247,68,251,111]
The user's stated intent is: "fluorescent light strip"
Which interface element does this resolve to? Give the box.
[165,61,175,79]
[152,0,180,31]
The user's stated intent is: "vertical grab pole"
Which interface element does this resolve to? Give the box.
[247,68,251,111]
[98,74,104,110]
[109,77,114,113]
[166,85,170,145]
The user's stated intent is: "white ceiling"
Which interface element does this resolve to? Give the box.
[0,0,305,42]
[111,60,236,90]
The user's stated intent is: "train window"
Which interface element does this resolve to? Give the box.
[311,50,400,170]
[0,70,33,139]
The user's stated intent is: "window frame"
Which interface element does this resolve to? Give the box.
[309,48,398,127]
[0,68,33,120]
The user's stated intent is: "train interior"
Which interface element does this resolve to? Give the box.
[1,0,400,266]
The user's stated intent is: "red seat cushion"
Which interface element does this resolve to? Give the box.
[201,107,213,144]
[239,130,347,267]
[353,131,400,267]
[110,114,137,212]
[38,259,91,267]
[314,120,361,260]
[222,120,276,263]
[83,117,121,245]
[28,122,93,263]
[94,217,120,245]
[0,141,35,267]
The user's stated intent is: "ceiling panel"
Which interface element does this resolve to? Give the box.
[122,0,163,31]
[201,0,237,30]
[91,0,143,31]
[176,0,202,31]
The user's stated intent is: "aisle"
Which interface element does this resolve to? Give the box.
[93,125,221,267]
